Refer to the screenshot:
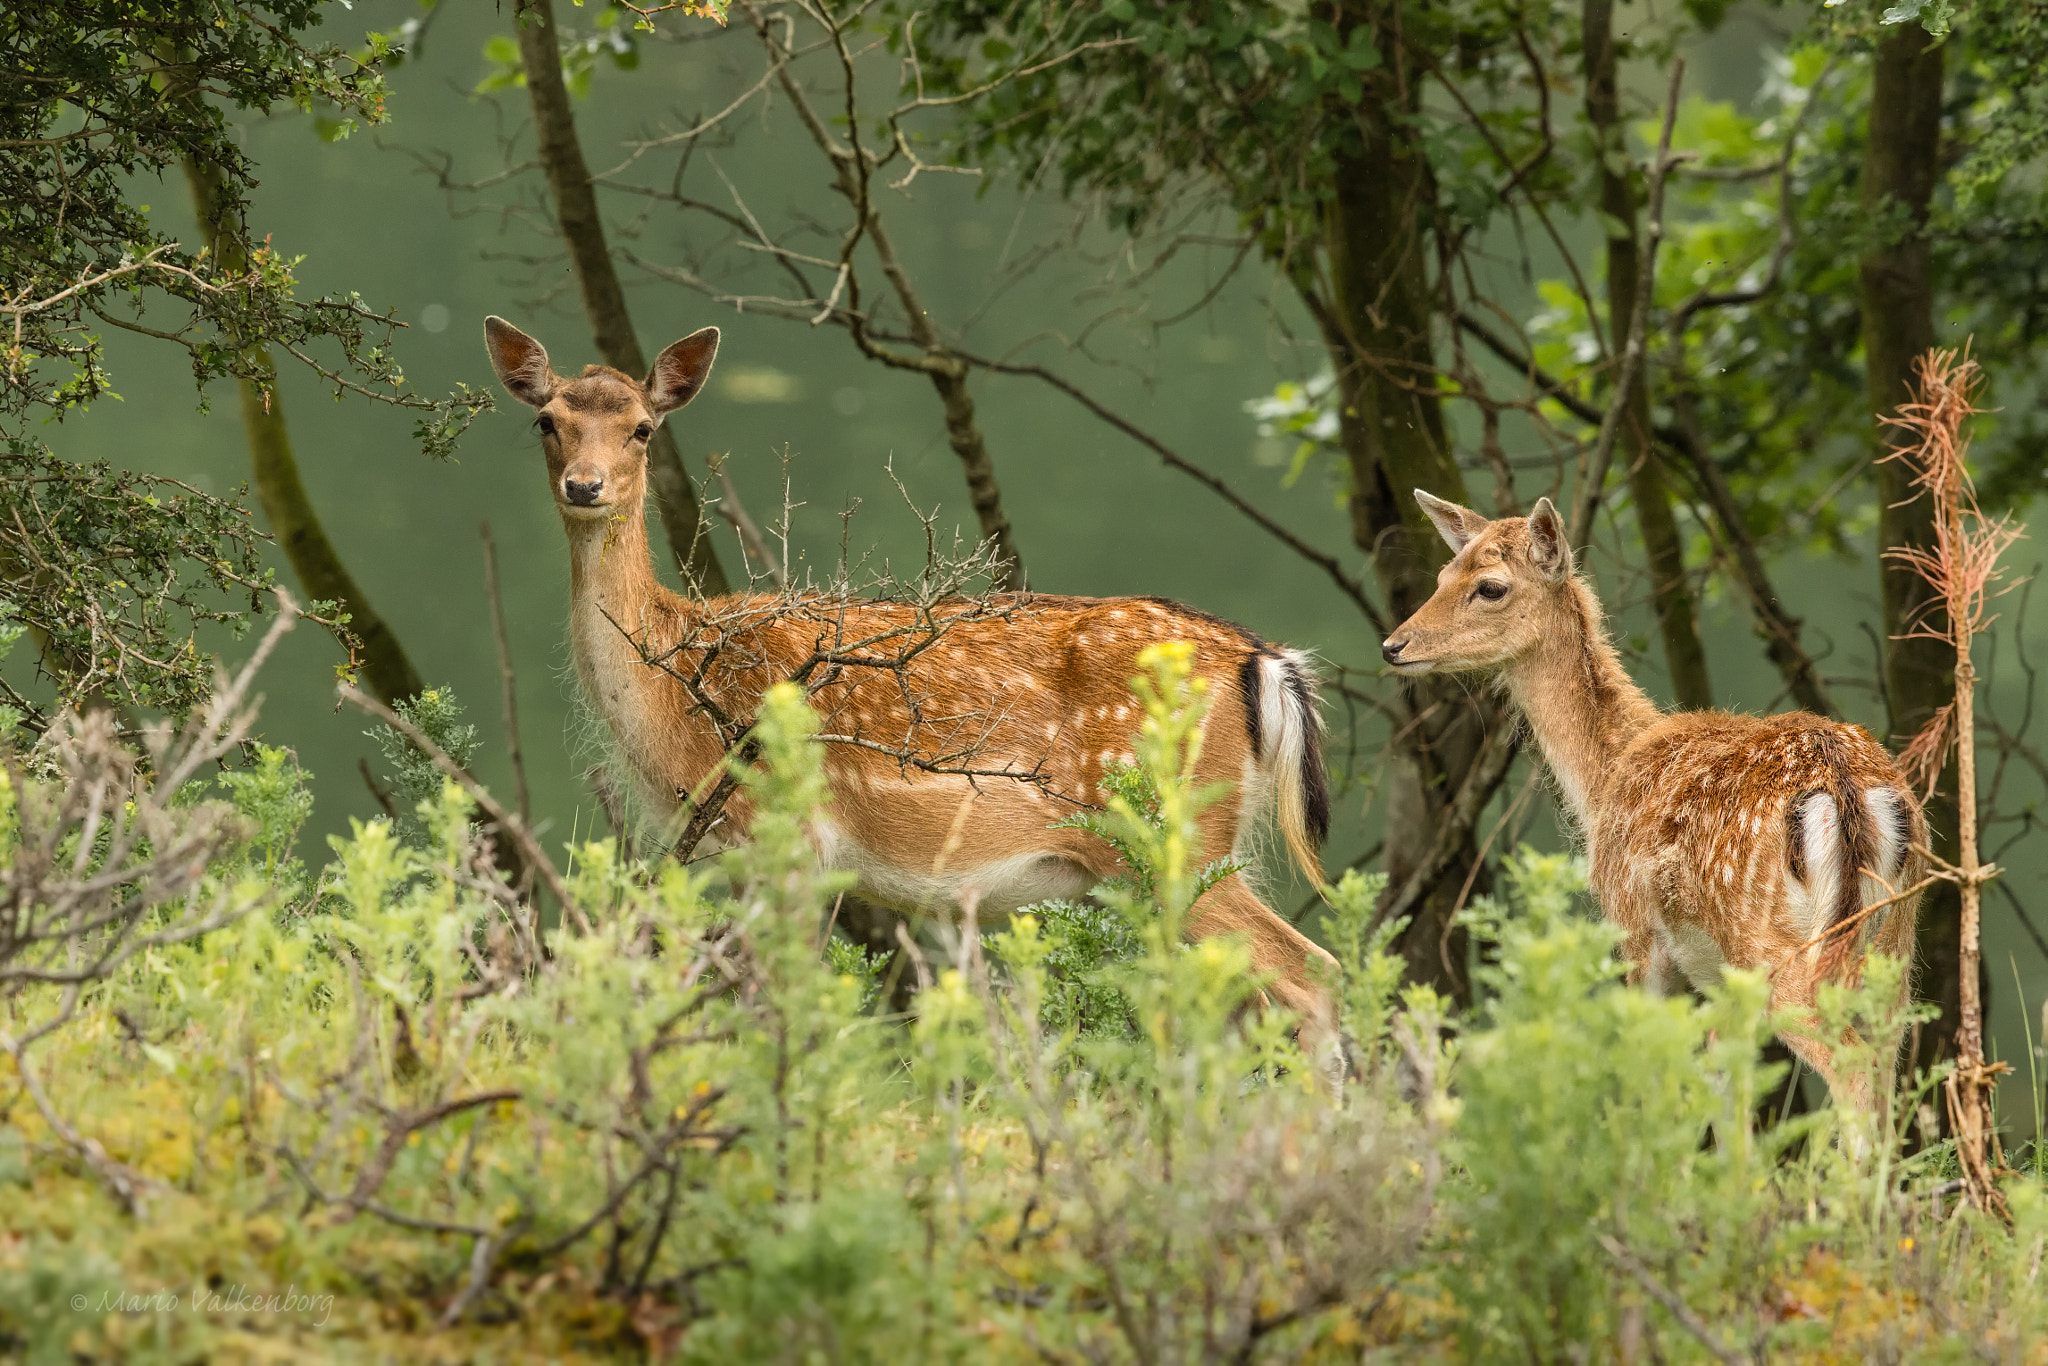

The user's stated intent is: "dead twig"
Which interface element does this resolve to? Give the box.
[480,520,533,826]
[1596,1234,1751,1366]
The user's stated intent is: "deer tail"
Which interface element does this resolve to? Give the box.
[1243,649,1329,889]
[1789,732,1904,980]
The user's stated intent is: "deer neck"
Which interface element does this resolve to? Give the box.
[565,498,669,626]
[1502,577,1660,826]
[563,497,693,796]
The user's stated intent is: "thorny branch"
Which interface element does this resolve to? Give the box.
[606,499,1081,863]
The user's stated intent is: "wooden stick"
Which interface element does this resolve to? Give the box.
[479,520,532,826]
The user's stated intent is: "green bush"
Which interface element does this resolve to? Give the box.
[0,647,2043,1363]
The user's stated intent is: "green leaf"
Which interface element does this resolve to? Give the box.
[1343,31,1381,70]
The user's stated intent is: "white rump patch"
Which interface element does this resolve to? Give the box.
[1863,787,1908,884]
[1233,651,1316,866]
[1859,785,1910,940]
[1789,792,1844,940]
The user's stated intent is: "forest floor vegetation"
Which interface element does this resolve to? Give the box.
[0,645,2042,1364]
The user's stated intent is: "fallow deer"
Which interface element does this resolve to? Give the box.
[482,316,1338,1044]
[1381,491,1924,1106]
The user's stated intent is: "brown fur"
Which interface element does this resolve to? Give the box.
[483,317,1339,1049]
[1384,491,1926,1106]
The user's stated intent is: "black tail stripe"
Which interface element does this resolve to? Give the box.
[1886,792,1913,880]
[1238,652,1265,761]
[1786,796,1808,884]
[1810,732,1876,964]
[1284,659,1330,846]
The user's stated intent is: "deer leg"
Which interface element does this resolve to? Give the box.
[1184,871,1340,1071]
[1777,1024,1881,1138]
[1619,926,1677,996]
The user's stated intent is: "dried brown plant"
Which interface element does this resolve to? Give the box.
[1878,344,2026,1216]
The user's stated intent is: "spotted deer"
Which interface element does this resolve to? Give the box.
[1381,491,1924,1106]
[482,316,1338,1043]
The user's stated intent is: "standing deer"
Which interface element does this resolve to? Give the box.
[1381,491,1924,1106]
[482,316,1337,1042]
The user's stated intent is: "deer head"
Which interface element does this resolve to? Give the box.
[1380,490,1574,675]
[483,316,719,519]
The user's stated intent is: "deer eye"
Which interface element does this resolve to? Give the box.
[633,422,653,443]
[1474,580,1509,602]
[536,413,556,436]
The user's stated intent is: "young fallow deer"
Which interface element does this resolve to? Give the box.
[482,316,1338,1045]
[1381,491,1925,1107]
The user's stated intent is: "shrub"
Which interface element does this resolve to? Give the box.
[0,646,2043,1362]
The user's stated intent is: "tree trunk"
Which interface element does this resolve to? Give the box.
[182,160,425,705]
[1583,0,1712,710]
[1859,28,1959,1085]
[931,367,1025,588]
[1320,19,1502,1004]
[858,215,1026,589]
[513,0,729,596]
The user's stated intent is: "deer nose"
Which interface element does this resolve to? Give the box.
[564,475,605,506]
[1381,637,1406,664]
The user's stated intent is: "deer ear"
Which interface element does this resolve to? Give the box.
[484,316,554,407]
[647,327,720,416]
[1414,488,1489,555]
[1527,497,1572,582]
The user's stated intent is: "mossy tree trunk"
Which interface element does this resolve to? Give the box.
[1316,6,1504,1003]
[182,159,425,705]
[1583,0,1712,710]
[1858,28,1961,1087]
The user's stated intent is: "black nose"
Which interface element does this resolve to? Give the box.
[1381,637,1405,663]
[564,476,604,506]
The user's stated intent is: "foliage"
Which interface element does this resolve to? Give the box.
[366,685,480,844]
[0,1,484,441]
[0,444,273,732]
[920,0,1389,247]
[477,2,645,99]
[1009,717,1245,1043]
[0,2,490,730]
[1245,369,1343,501]
[212,743,315,883]
[2,648,2045,1360]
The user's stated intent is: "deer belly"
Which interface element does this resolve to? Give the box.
[816,820,1093,918]
[1656,921,1729,989]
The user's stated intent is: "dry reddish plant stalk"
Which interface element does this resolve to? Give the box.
[1878,344,2024,1217]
